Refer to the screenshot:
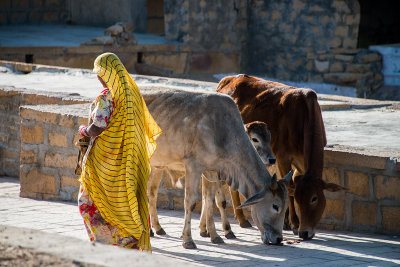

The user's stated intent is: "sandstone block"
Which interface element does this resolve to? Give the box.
[315,60,329,73]
[312,26,321,35]
[360,53,381,63]
[292,0,306,11]
[330,61,344,72]
[327,37,342,48]
[42,11,58,23]
[142,53,188,75]
[381,207,400,232]
[335,26,348,37]
[20,125,44,144]
[45,153,76,169]
[15,0,29,8]
[173,196,184,210]
[375,175,400,200]
[324,149,387,170]
[4,150,18,158]
[0,0,11,8]
[343,37,357,49]
[20,149,38,164]
[347,171,369,196]
[323,199,344,220]
[334,54,354,62]
[157,193,170,209]
[32,0,42,7]
[22,94,60,105]
[353,202,376,226]
[45,0,62,7]
[323,167,340,185]
[20,169,56,194]
[49,132,67,147]
[345,63,370,73]
[61,175,80,188]
[20,108,58,124]
[59,115,75,128]
[324,72,363,84]
[189,52,239,74]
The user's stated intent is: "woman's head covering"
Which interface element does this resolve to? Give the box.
[81,52,161,251]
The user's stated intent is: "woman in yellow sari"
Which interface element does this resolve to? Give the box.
[77,52,161,251]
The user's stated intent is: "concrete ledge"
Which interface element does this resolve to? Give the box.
[0,225,191,267]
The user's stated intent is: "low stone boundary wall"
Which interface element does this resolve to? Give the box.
[0,82,399,236]
[0,45,240,76]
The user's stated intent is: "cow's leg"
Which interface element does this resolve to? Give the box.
[181,161,202,249]
[230,188,252,228]
[288,169,301,235]
[215,181,236,239]
[201,175,224,244]
[276,158,293,231]
[147,168,166,235]
[199,176,209,238]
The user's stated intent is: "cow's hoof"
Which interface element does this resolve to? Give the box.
[211,236,224,244]
[283,222,291,231]
[182,241,197,249]
[200,231,210,238]
[156,228,166,235]
[239,220,252,228]
[150,229,154,237]
[225,231,236,239]
[292,228,299,235]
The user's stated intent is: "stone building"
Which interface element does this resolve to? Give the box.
[1,0,399,97]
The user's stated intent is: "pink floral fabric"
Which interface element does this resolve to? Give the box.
[78,185,139,249]
[91,88,115,128]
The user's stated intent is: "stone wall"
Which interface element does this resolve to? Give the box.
[0,0,69,24]
[14,100,400,235]
[0,45,240,76]
[164,0,247,52]
[69,0,147,30]
[0,0,147,30]
[163,0,383,97]
[0,61,89,178]
[321,146,400,235]
[245,0,382,98]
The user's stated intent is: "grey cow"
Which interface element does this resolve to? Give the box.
[142,86,292,249]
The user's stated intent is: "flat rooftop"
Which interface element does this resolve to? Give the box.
[0,24,180,47]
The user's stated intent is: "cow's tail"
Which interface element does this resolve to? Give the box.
[303,89,327,178]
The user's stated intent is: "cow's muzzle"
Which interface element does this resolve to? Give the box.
[262,224,283,245]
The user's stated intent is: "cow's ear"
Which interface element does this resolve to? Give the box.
[237,189,266,208]
[270,174,278,191]
[323,181,348,192]
[244,124,250,134]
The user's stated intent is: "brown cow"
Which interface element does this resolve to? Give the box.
[217,74,346,240]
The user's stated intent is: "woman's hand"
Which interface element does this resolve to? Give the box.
[79,124,105,137]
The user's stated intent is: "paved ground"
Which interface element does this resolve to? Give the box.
[1,177,399,266]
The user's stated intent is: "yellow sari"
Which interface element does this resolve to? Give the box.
[79,53,161,251]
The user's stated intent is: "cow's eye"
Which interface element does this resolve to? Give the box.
[272,204,279,212]
[252,138,259,143]
[311,196,318,204]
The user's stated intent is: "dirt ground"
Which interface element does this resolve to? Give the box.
[0,242,99,267]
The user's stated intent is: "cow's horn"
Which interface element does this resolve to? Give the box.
[269,173,278,191]
[281,169,294,183]
[237,188,266,209]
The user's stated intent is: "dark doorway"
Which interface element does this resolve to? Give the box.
[357,0,400,48]
[146,0,165,35]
